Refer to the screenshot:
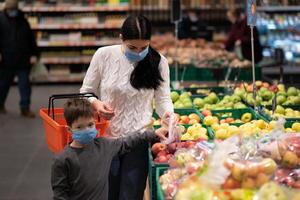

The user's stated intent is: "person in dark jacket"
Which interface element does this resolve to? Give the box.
[0,0,38,117]
[178,9,212,41]
[225,9,263,63]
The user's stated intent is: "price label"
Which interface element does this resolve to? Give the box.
[247,0,257,26]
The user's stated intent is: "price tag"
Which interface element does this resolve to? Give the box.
[247,0,257,26]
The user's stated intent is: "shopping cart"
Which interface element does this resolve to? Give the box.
[39,93,109,154]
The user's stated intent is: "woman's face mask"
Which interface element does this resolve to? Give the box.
[125,46,149,62]
[122,39,150,62]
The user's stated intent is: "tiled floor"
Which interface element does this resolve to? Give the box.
[0,85,80,200]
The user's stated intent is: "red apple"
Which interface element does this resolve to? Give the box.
[183,141,196,148]
[167,143,178,154]
[269,85,278,93]
[202,110,212,117]
[225,117,235,123]
[222,177,241,189]
[157,150,168,157]
[262,82,270,88]
[156,155,168,163]
[152,143,167,155]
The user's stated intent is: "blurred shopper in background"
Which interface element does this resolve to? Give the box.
[225,8,263,63]
[178,9,212,41]
[0,0,39,117]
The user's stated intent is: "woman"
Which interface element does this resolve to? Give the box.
[80,15,173,200]
[225,8,263,63]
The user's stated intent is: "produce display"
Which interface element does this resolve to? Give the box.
[171,91,194,109]
[151,34,251,68]
[263,106,300,119]
[153,113,201,126]
[193,93,247,110]
[150,83,300,200]
[158,130,300,200]
[234,82,300,107]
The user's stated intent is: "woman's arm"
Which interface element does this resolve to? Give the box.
[154,56,174,118]
[80,49,102,103]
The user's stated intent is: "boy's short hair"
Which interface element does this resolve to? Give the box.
[64,98,94,126]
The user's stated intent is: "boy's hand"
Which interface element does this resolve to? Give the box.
[154,127,168,141]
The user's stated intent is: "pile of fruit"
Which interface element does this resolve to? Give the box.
[150,34,250,68]
[264,106,300,119]
[234,82,300,107]
[171,91,193,109]
[193,93,247,110]
[222,158,277,190]
[151,141,197,164]
[180,123,209,141]
[158,131,300,200]
[152,113,201,126]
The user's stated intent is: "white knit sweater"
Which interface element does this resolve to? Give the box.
[80,45,173,137]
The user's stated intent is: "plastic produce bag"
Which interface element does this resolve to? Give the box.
[199,135,240,188]
[162,113,179,144]
[275,168,300,189]
[30,61,48,80]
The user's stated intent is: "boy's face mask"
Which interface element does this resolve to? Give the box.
[71,126,97,145]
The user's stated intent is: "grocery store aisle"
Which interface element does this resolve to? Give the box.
[0,85,80,200]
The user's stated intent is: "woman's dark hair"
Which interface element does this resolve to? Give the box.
[121,15,164,90]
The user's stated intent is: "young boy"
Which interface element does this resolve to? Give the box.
[51,98,168,200]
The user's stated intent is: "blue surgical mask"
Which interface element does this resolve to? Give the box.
[124,46,149,62]
[7,9,18,18]
[72,126,98,145]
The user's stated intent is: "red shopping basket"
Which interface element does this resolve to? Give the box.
[39,93,109,154]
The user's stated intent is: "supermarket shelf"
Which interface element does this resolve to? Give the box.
[38,40,120,47]
[130,4,244,11]
[41,57,92,64]
[262,66,300,75]
[257,6,300,12]
[21,5,129,12]
[31,24,120,30]
[32,73,85,83]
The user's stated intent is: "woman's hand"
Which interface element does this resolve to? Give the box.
[161,111,178,128]
[154,127,168,141]
[92,100,115,120]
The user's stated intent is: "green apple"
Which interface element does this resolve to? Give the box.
[183,102,193,108]
[234,102,247,109]
[231,95,242,103]
[256,96,263,106]
[174,101,184,109]
[234,88,246,98]
[170,91,179,103]
[204,96,213,104]
[208,92,219,104]
[179,92,190,100]
[193,98,204,108]
[261,90,273,101]
[277,91,287,97]
[287,87,298,96]
[275,105,285,115]
[276,95,286,105]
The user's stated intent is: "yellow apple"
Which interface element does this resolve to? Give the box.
[215,129,228,139]
[227,126,240,136]
[292,122,300,132]
[211,123,221,131]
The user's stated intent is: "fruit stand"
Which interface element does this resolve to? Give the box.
[148,83,300,200]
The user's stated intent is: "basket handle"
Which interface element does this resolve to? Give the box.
[48,93,99,121]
